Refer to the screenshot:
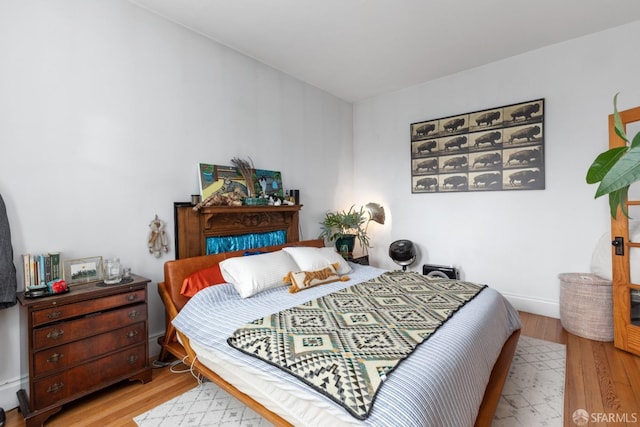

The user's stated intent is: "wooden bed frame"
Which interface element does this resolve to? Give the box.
[157,238,520,427]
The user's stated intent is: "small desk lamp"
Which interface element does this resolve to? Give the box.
[362,203,385,261]
[365,202,385,225]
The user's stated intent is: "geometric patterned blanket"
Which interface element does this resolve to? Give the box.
[227,271,486,419]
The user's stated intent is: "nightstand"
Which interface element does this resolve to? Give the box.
[16,275,152,427]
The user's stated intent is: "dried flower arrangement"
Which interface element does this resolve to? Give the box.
[230,157,256,198]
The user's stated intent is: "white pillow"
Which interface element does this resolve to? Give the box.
[282,246,352,275]
[591,220,640,283]
[219,250,299,298]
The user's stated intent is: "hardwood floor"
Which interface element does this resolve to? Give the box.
[5,312,640,426]
[518,312,640,427]
[5,361,200,427]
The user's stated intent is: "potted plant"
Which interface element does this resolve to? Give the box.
[587,94,640,218]
[319,205,370,256]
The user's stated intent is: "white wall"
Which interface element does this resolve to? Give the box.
[354,21,640,318]
[0,0,353,410]
[2,0,639,415]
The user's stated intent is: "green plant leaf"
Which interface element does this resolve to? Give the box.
[319,205,371,247]
[620,186,630,218]
[613,93,629,144]
[595,146,640,197]
[608,186,629,219]
[588,94,638,219]
[631,130,640,150]
[586,146,627,184]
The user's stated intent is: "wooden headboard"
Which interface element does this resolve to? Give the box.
[157,238,324,363]
[162,239,324,312]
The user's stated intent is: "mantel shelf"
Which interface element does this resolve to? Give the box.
[197,204,302,213]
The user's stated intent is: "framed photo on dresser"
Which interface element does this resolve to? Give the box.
[63,256,103,285]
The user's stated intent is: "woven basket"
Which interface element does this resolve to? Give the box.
[558,273,613,342]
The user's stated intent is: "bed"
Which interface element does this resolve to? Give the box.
[158,239,521,426]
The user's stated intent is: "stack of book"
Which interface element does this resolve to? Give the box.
[22,253,61,291]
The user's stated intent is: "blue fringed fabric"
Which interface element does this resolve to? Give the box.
[206,230,286,255]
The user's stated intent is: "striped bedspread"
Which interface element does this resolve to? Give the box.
[173,264,521,426]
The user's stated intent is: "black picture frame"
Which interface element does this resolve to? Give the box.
[411,99,545,193]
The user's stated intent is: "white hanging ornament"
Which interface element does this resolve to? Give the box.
[147,214,169,258]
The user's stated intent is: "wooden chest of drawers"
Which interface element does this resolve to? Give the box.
[17,276,152,427]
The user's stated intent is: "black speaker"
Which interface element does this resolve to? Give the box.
[289,189,300,205]
[423,264,459,279]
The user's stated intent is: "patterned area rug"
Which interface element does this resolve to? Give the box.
[133,381,273,427]
[134,335,565,427]
[493,335,566,427]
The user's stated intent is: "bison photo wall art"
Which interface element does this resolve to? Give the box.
[410,99,545,193]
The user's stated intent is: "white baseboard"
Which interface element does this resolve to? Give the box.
[502,292,560,319]
[149,331,163,357]
[0,375,22,412]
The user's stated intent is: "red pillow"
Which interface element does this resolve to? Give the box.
[180,264,226,297]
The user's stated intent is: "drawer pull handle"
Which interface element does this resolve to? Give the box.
[47,329,64,340]
[47,382,64,393]
[127,355,139,365]
[47,311,62,319]
[127,294,138,301]
[126,330,139,339]
[47,353,64,363]
[128,310,139,319]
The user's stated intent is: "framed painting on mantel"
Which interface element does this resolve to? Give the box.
[410,99,545,193]
[198,164,248,201]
